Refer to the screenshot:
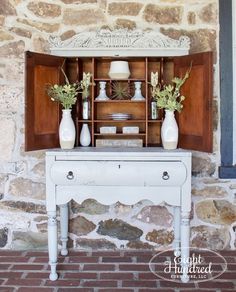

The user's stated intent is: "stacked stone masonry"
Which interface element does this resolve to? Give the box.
[0,0,234,251]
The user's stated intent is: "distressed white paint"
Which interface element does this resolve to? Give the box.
[49,29,190,57]
[46,147,192,281]
[50,161,187,187]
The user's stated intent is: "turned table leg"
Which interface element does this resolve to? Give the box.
[47,212,58,281]
[173,206,181,257]
[60,204,69,256]
[180,211,190,283]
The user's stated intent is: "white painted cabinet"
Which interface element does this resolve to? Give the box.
[46,147,191,282]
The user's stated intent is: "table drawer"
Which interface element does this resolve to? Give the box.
[50,161,187,186]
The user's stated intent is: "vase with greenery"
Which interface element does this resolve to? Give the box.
[150,66,191,149]
[46,66,79,149]
[46,64,79,110]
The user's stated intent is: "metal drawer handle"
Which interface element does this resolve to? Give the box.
[66,171,74,180]
[162,171,170,180]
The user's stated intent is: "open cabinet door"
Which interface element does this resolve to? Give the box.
[25,51,64,151]
[174,52,213,152]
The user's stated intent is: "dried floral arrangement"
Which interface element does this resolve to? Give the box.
[46,60,92,109]
[150,65,191,112]
[80,72,92,100]
[46,65,79,109]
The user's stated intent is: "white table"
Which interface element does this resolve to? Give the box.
[46,147,192,282]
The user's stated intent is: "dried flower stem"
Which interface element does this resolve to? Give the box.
[150,64,192,112]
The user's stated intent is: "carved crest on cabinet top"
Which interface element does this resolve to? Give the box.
[49,29,190,57]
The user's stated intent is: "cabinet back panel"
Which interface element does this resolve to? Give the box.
[94,58,146,79]
[128,60,146,79]
[163,61,174,85]
[94,60,110,79]
[66,58,79,83]
[77,58,93,78]
[147,59,161,81]
[148,123,161,145]
[34,65,59,134]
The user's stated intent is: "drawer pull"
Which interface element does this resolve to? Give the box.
[66,171,74,180]
[162,171,170,180]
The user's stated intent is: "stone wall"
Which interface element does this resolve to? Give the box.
[1,0,234,251]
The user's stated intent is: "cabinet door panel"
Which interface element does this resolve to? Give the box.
[174,52,213,152]
[25,51,64,151]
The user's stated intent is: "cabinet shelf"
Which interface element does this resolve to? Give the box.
[94,78,146,82]
[94,100,146,103]
[77,119,92,123]
[147,143,162,147]
[94,133,146,136]
[148,119,162,123]
[94,119,146,123]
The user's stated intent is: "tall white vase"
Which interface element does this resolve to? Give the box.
[161,110,178,150]
[59,109,75,149]
[80,124,91,146]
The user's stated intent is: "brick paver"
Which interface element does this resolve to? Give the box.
[0,250,235,291]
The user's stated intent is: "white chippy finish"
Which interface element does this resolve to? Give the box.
[49,29,190,57]
[46,147,192,282]
[50,161,187,187]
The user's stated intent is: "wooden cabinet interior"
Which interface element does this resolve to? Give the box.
[67,57,168,147]
[25,51,213,152]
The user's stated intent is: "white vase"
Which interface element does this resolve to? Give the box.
[59,109,75,149]
[80,124,91,146]
[82,97,90,119]
[108,61,130,79]
[131,81,145,100]
[95,81,109,100]
[161,110,178,150]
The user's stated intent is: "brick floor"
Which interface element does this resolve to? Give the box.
[0,250,235,291]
